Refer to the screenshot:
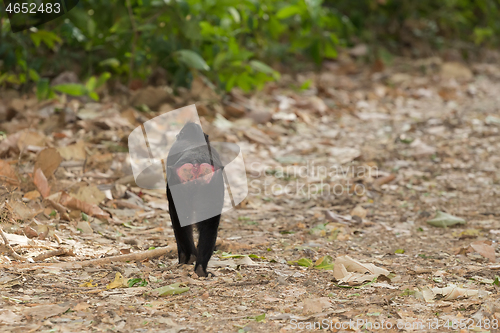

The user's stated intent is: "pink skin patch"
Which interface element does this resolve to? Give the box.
[176,163,215,184]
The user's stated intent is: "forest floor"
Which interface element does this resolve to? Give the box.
[1,56,500,333]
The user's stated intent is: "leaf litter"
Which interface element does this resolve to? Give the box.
[0,56,499,332]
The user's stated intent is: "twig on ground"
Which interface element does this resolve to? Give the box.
[1,245,175,269]
[32,247,75,262]
[0,227,27,261]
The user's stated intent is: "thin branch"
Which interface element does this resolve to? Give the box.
[0,227,27,261]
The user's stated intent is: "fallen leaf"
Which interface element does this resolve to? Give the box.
[427,211,466,227]
[57,141,87,160]
[73,184,106,205]
[470,241,496,262]
[244,128,273,145]
[76,221,93,234]
[23,304,70,320]
[0,160,18,185]
[59,191,110,220]
[17,131,46,151]
[34,168,51,198]
[0,310,22,325]
[23,190,41,200]
[350,205,367,219]
[106,272,128,289]
[150,282,190,296]
[34,148,63,177]
[333,255,390,285]
[6,201,42,220]
[373,174,396,187]
[302,297,331,314]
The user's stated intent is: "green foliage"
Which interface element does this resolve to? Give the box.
[0,0,341,94]
[1,0,499,97]
[51,72,110,101]
[327,0,500,56]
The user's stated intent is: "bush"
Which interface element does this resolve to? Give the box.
[0,0,342,94]
[1,0,499,96]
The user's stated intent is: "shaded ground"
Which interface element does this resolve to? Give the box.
[1,57,500,332]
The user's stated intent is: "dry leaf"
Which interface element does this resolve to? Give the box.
[59,191,110,220]
[6,201,42,221]
[0,160,18,185]
[23,190,41,200]
[23,304,70,320]
[243,128,273,145]
[333,255,390,285]
[470,241,496,262]
[373,174,395,187]
[57,141,87,160]
[73,184,106,205]
[302,297,331,314]
[350,205,367,219]
[34,168,51,198]
[34,148,63,177]
[106,272,128,289]
[17,131,46,151]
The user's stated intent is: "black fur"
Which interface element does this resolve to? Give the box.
[166,122,224,277]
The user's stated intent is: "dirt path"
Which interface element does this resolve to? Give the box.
[1,59,500,332]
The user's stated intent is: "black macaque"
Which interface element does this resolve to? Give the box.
[166,122,224,277]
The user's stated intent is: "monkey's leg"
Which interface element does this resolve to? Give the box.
[194,215,220,277]
[167,187,197,264]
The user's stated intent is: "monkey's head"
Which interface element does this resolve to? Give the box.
[176,122,208,144]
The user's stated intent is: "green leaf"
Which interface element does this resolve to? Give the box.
[99,58,120,68]
[296,258,314,267]
[88,91,99,101]
[175,50,210,71]
[53,83,87,97]
[493,276,499,286]
[300,79,312,90]
[85,76,97,92]
[228,7,240,23]
[276,5,302,19]
[255,313,266,322]
[249,60,274,75]
[426,211,466,228]
[128,278,148,287]
[81,212,89,221]
[395,249,405,254]
[95,72,111,90]
[30,30,62,50]
[150,282,189,296]
[314,255,334,270]
[29,69,40,82]
[36,78,51,100]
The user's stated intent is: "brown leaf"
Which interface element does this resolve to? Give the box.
[243,127,273,145]
[34,148,63,178]
[17,130,46,151]
[57,141,87,160]
[0,160,19,185]
[350,205,367,219]
[73,184,106,205]
[46,199,70,221]
[373,174,396,187]
[470,241,496,262]
[59,191,110,220]
[34,168,51,198]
